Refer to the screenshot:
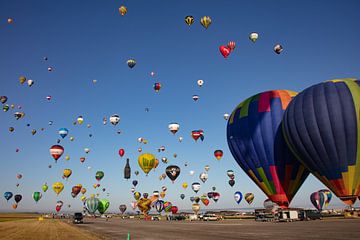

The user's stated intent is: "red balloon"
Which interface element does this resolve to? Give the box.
[219,46,231,58]
[171,206,178,214]
[119,148,125,157]
[56,206,61,212]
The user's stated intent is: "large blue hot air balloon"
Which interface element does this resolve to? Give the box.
[227,90,310,208]
[4,192,13,201]
[283,78,360,206]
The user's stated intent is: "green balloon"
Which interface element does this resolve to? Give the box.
[95,171,104,181]
[97,199,110,214]
[33,192,42,203]
[42,184,48,192]
[86,197,99,214]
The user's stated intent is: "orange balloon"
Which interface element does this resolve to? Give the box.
[12,203,17,209]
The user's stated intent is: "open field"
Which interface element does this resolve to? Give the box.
[0,217,101,240]
[75,218,360,240]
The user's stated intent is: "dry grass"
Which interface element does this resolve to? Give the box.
[0,218,101,240]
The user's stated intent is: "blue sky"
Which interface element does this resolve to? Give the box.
[0,0,359,212]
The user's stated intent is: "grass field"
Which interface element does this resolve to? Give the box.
[0,214,101,240]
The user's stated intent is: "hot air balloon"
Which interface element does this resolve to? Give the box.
[4,192,13,201]
[219,46,231,58]
[244,193,254,205]
[155,200,164,213]
[223,113,230,120]
[27,79,34,87]
[165,165,181,183]
[52,182,64,195]
[234,191,242,204]
[192,182,201,193]
[58,128,68,138]
[282,78,360,206]
[19,76,26,84]
[71,185,82,198]
[7,18,13,24]
[310,191,326,212]
[214,150,223,160]
[42,183,48,192]
[134,170,139,176]
[249,32,259,42]
[168,123,180,134]
[192,95,199,101]
[0,96,7,104]
[212,192,220,203]
[98,199,110,214]
[274,44,283,54]
[109,114,120,125]
[127,59,136,68]
[86,197,99,214]
[227,41,236,51]
[95,171,104,181]
[319,189,332,207]
[14,194,22,204]
[171,206,178,214]
[119,204,127,214]
[154,158,159,170]
[162,186,167,192]
[226,170,234,178]
[164,201,172,213]
[153,82,161,92]
[191,130,204,142]
[63,169,72,180]
[138,153,156,175]
[179,136,183,142]
[119,148,125,158]
[3,105,10,112]
[185,16,194,26]
[199,172,208,183]
[119,5,127,16]
[80,157,85,163]
[182,182,188,189]
[197,80,204,87]
[33,192,42,203]
[264,199,279,210]
[189,170,195,176]
[180,194,185,200]
[192,203,200,214]
[227,90,309,208]
[14,112,25,120]
[204,165,210,172]
[200,16,211,29]
[12,204,18,209]
[228,179,235,187]
[134,192,141,201]
[77,116,84,124]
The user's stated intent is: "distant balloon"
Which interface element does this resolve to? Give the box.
[199,172,208,183]
[127,59,136,68]
[244,193,254,205]
[63,169,72,180]
[98,199,110,214]
[197,80,204,87]
[109,114,120,125]
[52,182,64,195]
[58,128,68,138]
[200,16,211,29]
[214,150,223,160]
[168,123,180,134]
[4,192,13,201]
[191,130,204,142]
[274,44,283,54]
[86,197,99,214]
[138,153,156,175]
[192,95,199,101]
[119,204,127,214]
[185,15,194,26]
[95,171,104,181]
[319,189,332,207]
[227,41,236,51]
[219,46,231,58]
[14,194,22,203]
[310,191,326,212]
[119,6,127,16]
[234,191,242,204]
[0,96,8,104]
[42,183,48,192]
[249,32,259,42]
[33,192,42,203]
[223,113,230,120]
[165,165,181,183]
[119,148,125,158]
[192,182,201,193]
[50,145,64,162]
[153,82,162,92]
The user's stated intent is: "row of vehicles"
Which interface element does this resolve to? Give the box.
[255,209,322,222]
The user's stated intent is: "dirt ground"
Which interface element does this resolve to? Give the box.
[75,217,360,240]
[0,218,101,240]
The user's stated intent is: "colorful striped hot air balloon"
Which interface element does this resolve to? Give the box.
[185,16,194,26]
[227,90,309,208]
[283,78,360,206]
[244,193,254,205]
[85,197,99,214]
[310,191,326,212]
[200,16,211,29]
[138,153,156,175]
[49,145,64,162]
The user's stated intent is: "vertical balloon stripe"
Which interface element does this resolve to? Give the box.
[259,92,271,112]
[240,96,253,118]
[257,167,275,194]
[277,90,294,110]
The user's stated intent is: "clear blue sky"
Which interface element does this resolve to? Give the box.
[0,0,359,212]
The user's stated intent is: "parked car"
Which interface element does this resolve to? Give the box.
[203,214,219,221]
[73,212,83,224]
[151,216,160,221]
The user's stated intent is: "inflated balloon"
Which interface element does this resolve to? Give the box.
[12,204,18,209]
[228,179,235,187]
[244,193,254,205]
[197,79,204,87]
[192,95,199,101]
[14,112,25,120]
[180,194,185,200]
[310,192,326,212]
[31,129,37,135]
[226,170,234,178]
[110,114,120,125]
[212,192,220,202]
[58,128,68,138]
[179,137,183,142]
[134,170,139,176]
[132,180,138,187]
[192,182,201,193]
[98,199,110,214]
[153,158,159,170]
[27,79,34,87]
[219,46,231,58]
[95,171,104,181]
[169,123,180,134]
[124,158,131,180]
[119,204,127,214]
[52,182,64,195]
[182,182,188,189]
[249,32,259,42]
[189,170,195,176]
[9,127,14,132]
[47,67,53,72]
[130,201,137,210]
[200,16,211,29]
[63,169,72,180]
[164,201,172,213]
[14,194,22,203]
[153,82,161,92]
[214,150,223,160]
[86,197,99,214]
[274,44,283,54]
[162,186,167,192]
[119,6,127,16]
[171,206,178,214]
[4,192,13,201]
[143,193,149,199]
[191,130,204,142]
[119,148,125,158]
[138,153,156,175]
[165,165,181,183]
[81,188,86,195]
[127,59,136,68]
[33,192,42,203]
[161,157,168,164]
[227,90,309,208]
[283,79,360,205]
[71,185,81,198]
[137,198,152,214]
[319,189,332,207]
[234,191,242,204]
[185,15,194,26]
[160,191,166,198]
[81,196,86,202]
[3,105,10,112]
[223,113,230,120]
[84,148,90,154]
[227,41,236,51]
[134,192,141,201]
[192,203,200,214]
[155,200,164,213]
[199,172,208,183]
[0,96,7,104]
[204,165,210,172]
[80,157,85,163]
[42,183,48,192]
[7,18,14,24]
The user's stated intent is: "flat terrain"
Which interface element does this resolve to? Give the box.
[75,218,360,240]
[0,218,101,240]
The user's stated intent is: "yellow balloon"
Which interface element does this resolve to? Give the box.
[63,169,72,179]
[160,191,166,198]
[52,182,64,195]
[119,6,127,16]
[93,184,97,189]
[134,192,141,201]
[90,194,95,198]
[138,153,156,175]
[65,155,70,161]
[182,182,188,189]
[200,16,212,29]
[81,196,86,202]
[81,188,87,194]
